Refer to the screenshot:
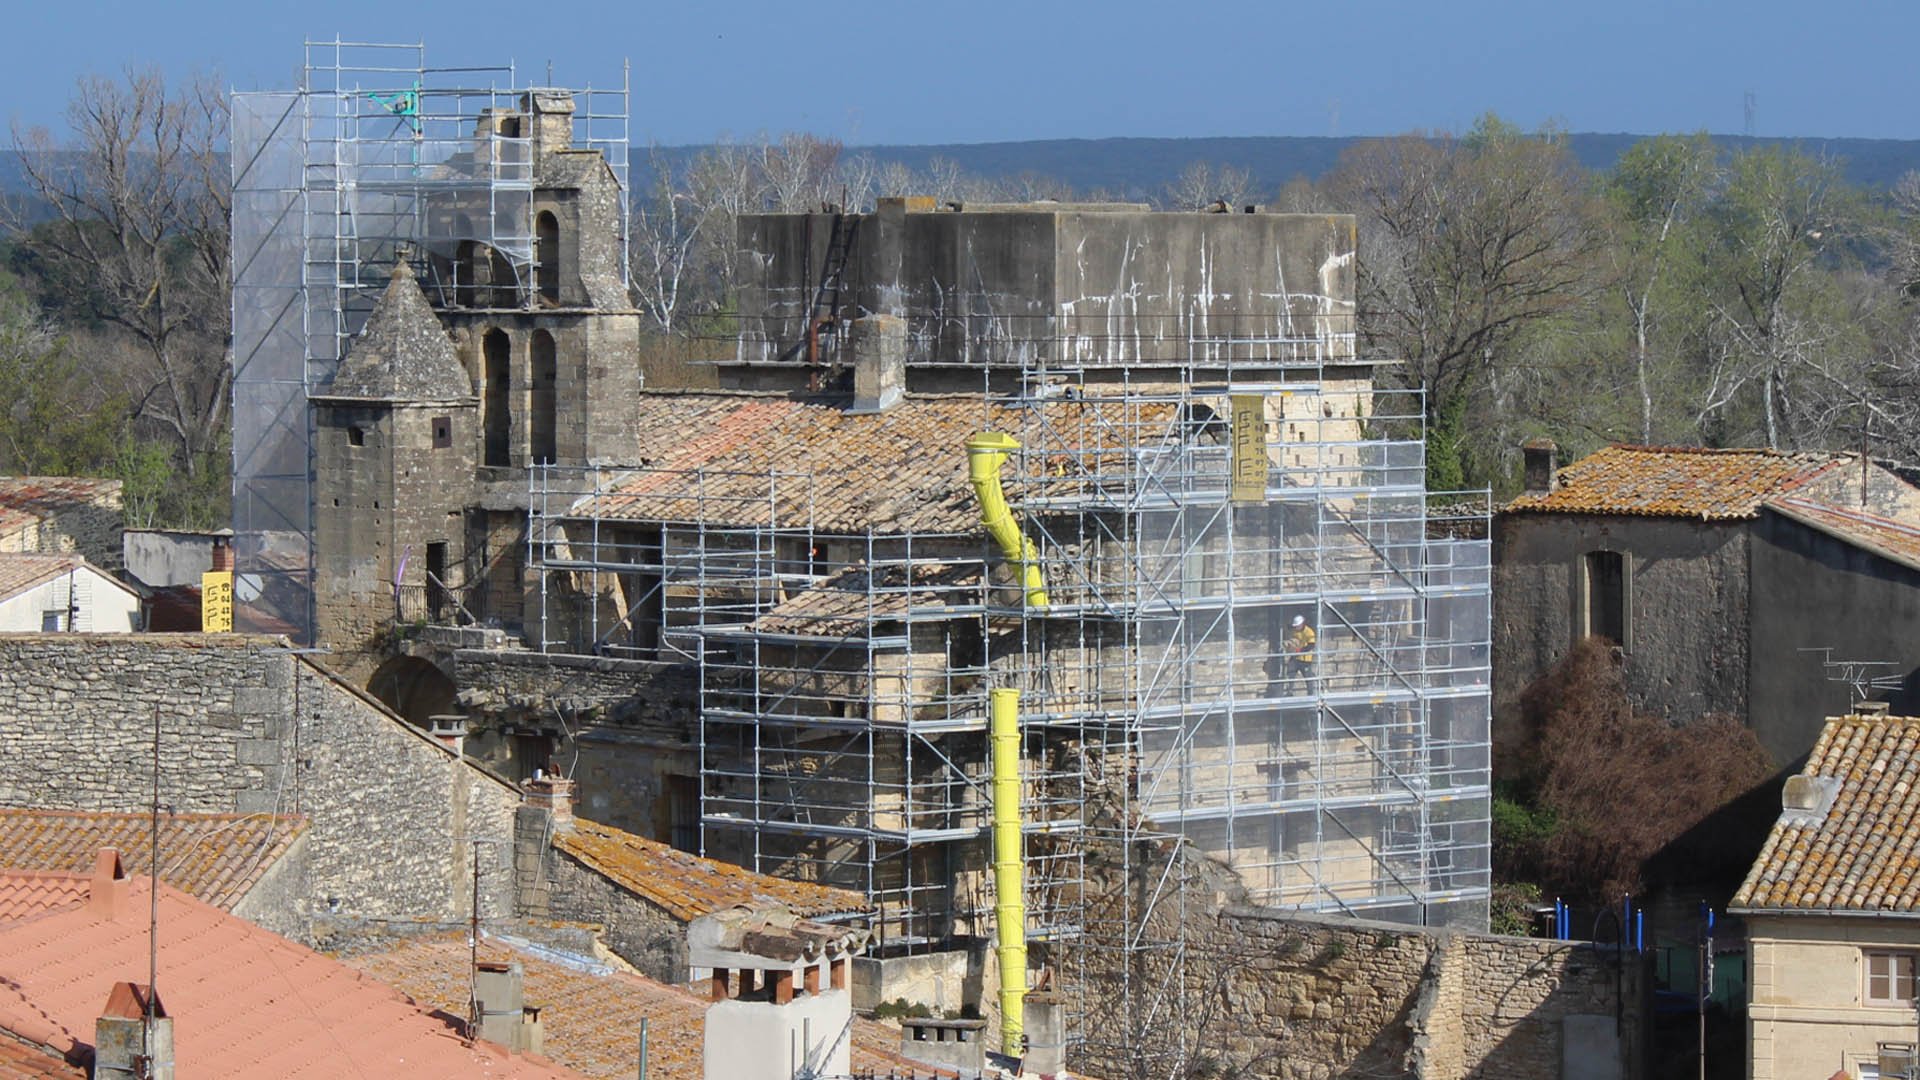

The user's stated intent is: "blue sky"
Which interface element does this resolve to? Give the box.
[7,0,1920,146]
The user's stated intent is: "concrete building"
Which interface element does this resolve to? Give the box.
[1733,709,1920,1080]
[1495,442,1920,765]
[0,554,140,632]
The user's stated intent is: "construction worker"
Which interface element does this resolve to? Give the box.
[1284,614,1316,694]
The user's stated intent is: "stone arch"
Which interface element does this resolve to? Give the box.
[530,329,557,465]
[483,328,512,467]
[366,655,458,728]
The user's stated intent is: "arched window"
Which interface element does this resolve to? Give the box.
[483,329,512,467]
[536,211,561,304]
[530,330,557,465]
[487,247,519,308]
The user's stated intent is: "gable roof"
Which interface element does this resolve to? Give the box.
[572,391,1177,534]
[0,810,305,911]
[555,817,867,923]
[1734,713,1920,915]
[1504,446,1842,520]
[0,869,582,1078]
[341,932,953,1080]
[0,555,139,606]
[0,872,90,926]
[0,478,120,536]
[320,261,472,402]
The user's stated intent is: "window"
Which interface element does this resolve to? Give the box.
[530,331,557,465]
[431,416,452,449]
[536,211,560,304]
[41,610,63,632]
[348,425,366,447]
[1579,549,1630,647]
[1867,951,1916,1005]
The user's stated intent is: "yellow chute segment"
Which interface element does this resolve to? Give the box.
[965,431,1049,609]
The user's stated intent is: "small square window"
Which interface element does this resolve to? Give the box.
[1866,950,1915,1005]
[348,426,366,447]
[41,610,62,632]
[432,416,453,449]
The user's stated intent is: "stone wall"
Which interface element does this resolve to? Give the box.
[0,487,125,572]
[1069,838,1644,1080]
[512,804,687,982]
[0,633,522,933]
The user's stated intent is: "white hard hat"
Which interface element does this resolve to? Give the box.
[1291,615,1305,628]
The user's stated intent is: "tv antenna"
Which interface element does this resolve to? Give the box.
[1800,647,1903,708]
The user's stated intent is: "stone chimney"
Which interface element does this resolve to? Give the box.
[94,982,173,1080]
[88,848,130,922]
[474,960,544,1055]
[523,774,574,832]
[427,715,468,756]
[1521,438,1559,496]
[521,91,575,156]
[849,314,906,413]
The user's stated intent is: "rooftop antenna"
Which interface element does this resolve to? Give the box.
[147,704,162,1069]
[1743,91,1756,137]
[1800,647,1903,710]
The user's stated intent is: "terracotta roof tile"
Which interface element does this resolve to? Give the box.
[341,933,952,1080]
[0,872,88,925]
[0,811,306,911]
[0,556,89,604]
[1734,714,1920,914]
[574,391,1175,534]
[1504,446,1841,520]
[555,818,868,924]
[0,1037,81,1080]
[0,478,120,537]
[0,874,582,1078]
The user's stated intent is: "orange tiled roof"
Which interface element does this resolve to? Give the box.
[555,817,868,924]
[0,871,583,1078]
[1734,714,1920,914]
[0,810,306,911]
[0,1037,81,1080]
[1768,497,1920,574]
[341,932,952,1080]
[574,391,1176,534]
[0,478,119,536]
[0,872,88,925]
[1504,446,1841,520]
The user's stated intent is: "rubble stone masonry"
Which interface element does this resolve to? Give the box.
[0,633,521,933]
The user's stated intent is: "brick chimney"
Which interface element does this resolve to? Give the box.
[209,532,235,573]
[523,774,574,832]
[1521,438,1558,496]
[94,982,173,1080]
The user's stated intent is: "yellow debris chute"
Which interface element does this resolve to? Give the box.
[990,687,1028,1054]
[964,431,1049,609]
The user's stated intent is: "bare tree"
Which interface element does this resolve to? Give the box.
[1162,161,1253,211]
[760,132,843,211]
[6,68,230,489]
[629,146,713,334]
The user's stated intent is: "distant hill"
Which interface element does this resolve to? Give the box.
[634,133,1920,201]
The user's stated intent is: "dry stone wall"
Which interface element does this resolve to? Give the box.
[0,633,522,932]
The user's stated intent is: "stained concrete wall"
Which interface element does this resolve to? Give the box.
[1492,513,1750,737]
[1749,509,1920,765]
[734,207,1357,380]
[1745,913,1920,1080]
[0,634,521,934]
[122,529,218,588]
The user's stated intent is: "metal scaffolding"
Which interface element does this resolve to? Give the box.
[230,40,627,639]
[526,322,1492,1069]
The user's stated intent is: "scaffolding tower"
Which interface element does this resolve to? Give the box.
[526,322,1492,1071]
[231,41,628,639]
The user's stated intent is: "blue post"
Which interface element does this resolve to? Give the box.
[1635,909,1644,953]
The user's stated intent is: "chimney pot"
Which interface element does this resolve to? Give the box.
[523,775,575,831]
[1521,438,1558,496]
[94,983,172,1080]
[89,848,130,921]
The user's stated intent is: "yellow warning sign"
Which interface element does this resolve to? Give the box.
[1230,394,1267,503]
[201,571,233,633]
